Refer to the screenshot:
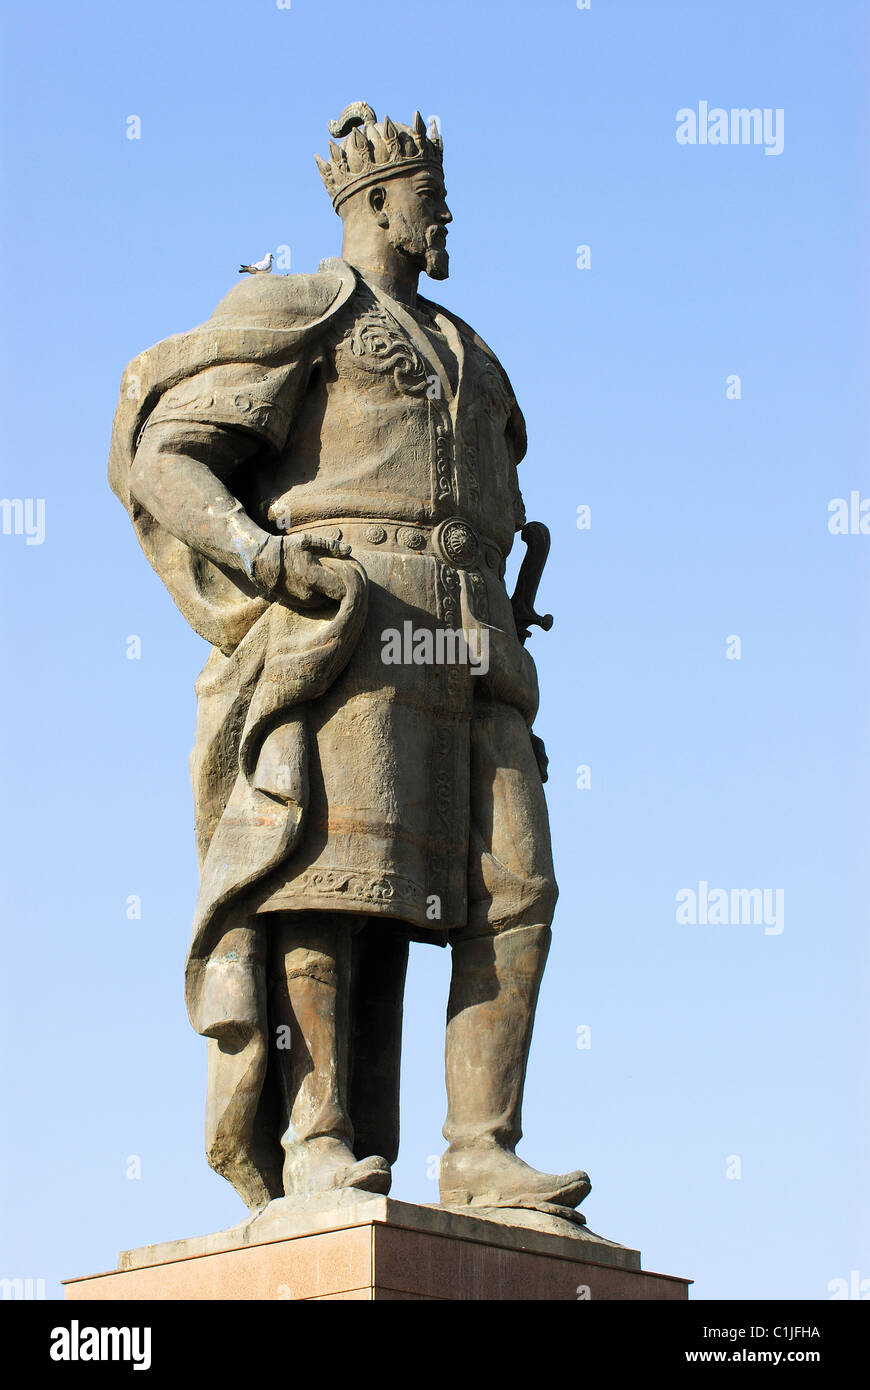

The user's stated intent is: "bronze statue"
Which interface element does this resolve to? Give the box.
[109,103,589,1232]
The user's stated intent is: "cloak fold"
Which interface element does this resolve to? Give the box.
[107,263,367,1040]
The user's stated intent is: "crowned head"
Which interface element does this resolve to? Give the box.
[316,103,451,281]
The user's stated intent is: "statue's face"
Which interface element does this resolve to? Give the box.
[378,169,452,280]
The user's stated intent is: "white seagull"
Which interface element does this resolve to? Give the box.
[239,251,273,275]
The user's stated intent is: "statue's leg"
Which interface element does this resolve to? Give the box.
[204,920,281,1215]
[439,700,590,1213]
[348,918,410,1165]
[269,910,392,1197]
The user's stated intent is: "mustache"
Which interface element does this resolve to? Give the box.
[427,225,448,248]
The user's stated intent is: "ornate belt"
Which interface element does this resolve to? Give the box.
[279,516,505,574]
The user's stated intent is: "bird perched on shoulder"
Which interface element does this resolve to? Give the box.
[239,252,273,275]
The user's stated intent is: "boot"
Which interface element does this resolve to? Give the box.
[271,913,391,1197]
[440,924,590,1212]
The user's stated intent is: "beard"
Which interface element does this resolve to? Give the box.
[424,244,450,280]
[391,212,449,280]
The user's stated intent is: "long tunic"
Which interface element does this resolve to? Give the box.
[240,275,537,931]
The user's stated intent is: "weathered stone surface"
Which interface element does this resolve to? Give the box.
[108,103,591,1232]
[114,1196,639,1273]
[65,1201,691,1301]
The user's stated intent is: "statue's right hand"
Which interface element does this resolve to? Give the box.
[280,533,353,606]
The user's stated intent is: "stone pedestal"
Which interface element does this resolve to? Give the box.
[64,1197,690,1301]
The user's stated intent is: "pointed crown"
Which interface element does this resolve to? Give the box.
[316,102,444,212]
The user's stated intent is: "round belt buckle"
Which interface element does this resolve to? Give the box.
[432,517,480,569]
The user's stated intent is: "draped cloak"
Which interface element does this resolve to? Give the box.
[109,263,371,1044]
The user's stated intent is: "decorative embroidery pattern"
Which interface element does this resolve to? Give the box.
[467,571,490,625]
[333,284,431,396]
[434,412,454,502]
[296,868,426,910]
[428,723,454,901]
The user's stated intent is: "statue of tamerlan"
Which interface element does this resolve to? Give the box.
[109,103,594,1243]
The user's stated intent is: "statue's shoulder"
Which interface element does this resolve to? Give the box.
[419,297,502,368]
[208,259,355,332]
[421,295,527,461]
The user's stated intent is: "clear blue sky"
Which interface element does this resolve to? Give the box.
[1,0,867,1301]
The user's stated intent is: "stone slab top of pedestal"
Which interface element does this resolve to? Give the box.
[107,1195,643,1276]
